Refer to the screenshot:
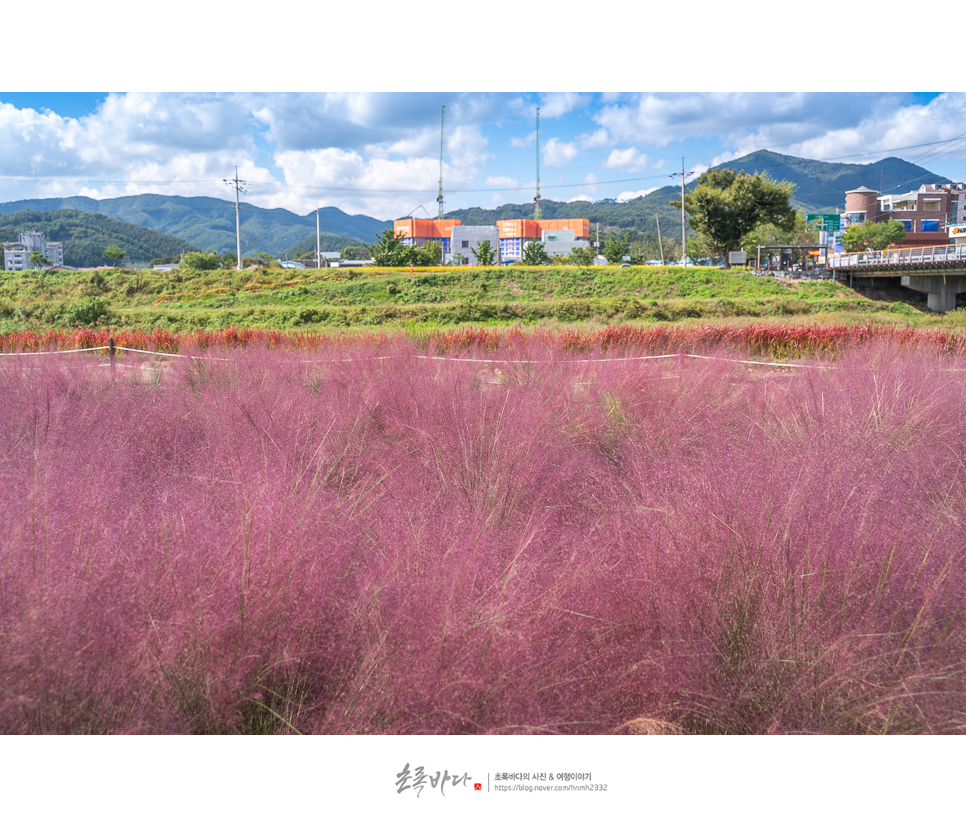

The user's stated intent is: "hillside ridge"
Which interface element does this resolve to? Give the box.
[0,152,949,256]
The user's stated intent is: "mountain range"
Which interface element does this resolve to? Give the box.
[446,151,951,236]
[0,194,390,261]
[0,151,951,262]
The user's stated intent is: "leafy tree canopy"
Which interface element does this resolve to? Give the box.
[742,210,819,253]
[371,229,407,267]
[182,250,222,271]
[672,169,796,266]
[471,239,495,266]
[569,245,596,266]
[423,240,443,266]
[103,245,126,266]
[838,219,906,253]
[29,251,52,269]
[603,233,629,264]
[521,240,549,265]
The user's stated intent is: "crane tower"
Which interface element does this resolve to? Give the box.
[534,106,542,221]
[437,105,445,219]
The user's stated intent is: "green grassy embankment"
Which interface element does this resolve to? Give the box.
[0,263,955,334]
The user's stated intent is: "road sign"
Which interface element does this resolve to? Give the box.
[807,213,841,232]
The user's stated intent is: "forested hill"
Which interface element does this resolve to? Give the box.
[0,210,198,268]
[447,152,950,239]
[717,150,950,210]
[0,194,391,257]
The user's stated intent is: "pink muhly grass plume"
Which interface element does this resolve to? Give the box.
[0,339,964,733]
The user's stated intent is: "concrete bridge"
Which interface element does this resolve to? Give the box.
[829,243,966,312]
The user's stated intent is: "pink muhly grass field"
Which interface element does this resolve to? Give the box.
[1,339,965,734]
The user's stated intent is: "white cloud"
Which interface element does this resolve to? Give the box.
[539,92,591,119]
[445,125,492,171]
[617,187,658,202]
[579,128,611,149]
[543,137,579,167]
[593,92,898,151]
[602,147,649,171]
[0,95,261,202]
[777,93,966,171]
[273,147,446,217]
[4,92,966,221]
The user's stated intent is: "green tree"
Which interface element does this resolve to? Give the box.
[521,240,549,265]
[182,251,222,270]
[602,233,629,265]
[29,251,52,270]
[569,245,596,266]
[471,239,495,266]
[742,210,818,252]
[405,245,428,267]
[103,245,126,267]
[672,169,796,267]
[340,245,369,261]
[838,219,906,253]
[423,240,443,266]
[371,229,407,267]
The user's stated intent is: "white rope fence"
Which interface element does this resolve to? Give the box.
[7,340,966,373]
[0,342,839,370]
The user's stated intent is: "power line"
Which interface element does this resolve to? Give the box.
[3,134,966,203]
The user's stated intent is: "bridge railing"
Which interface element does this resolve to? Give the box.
[828,243,966,270]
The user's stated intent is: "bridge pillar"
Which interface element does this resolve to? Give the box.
[900,275,966,313]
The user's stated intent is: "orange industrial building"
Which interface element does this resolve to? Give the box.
[393,217,589,263]
[393,218,461,256]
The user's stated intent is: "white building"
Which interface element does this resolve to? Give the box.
[2,231,65,271]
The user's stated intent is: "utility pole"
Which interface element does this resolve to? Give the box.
[671,159,694,267]
[224,167,246,271]
[316,207,321,269]
[656,214,665,266]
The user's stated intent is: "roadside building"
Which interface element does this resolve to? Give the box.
[451,225,501,265]
[540,226,591,260]
[843,183,966,246]
[2,231,65,270]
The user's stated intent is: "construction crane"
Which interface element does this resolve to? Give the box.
[437,104,445,219]
[534,106,542,221]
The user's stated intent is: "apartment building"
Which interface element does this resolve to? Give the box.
[2,231,65,270]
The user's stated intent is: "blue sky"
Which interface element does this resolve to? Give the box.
[2,91,964,220]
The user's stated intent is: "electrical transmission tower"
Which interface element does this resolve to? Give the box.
[224,167,246,271]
